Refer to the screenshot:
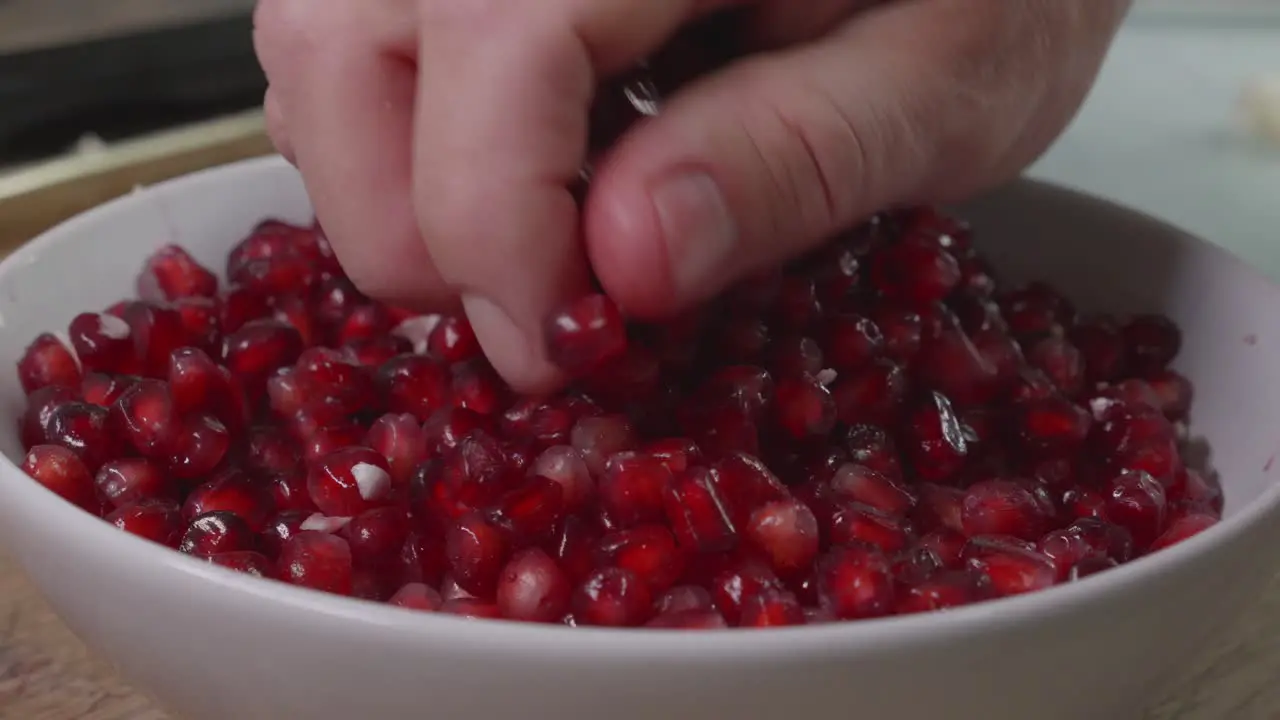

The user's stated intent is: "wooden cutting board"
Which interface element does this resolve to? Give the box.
[1,111,1278,720]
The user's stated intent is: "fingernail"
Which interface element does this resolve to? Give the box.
[651,170,737,297]
[462,293,558,392]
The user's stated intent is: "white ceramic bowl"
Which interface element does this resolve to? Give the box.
[0,156,1278,720]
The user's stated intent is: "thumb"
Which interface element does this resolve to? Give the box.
[584,3,1009,319]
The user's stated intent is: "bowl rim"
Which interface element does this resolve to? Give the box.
[0,154,1275,658]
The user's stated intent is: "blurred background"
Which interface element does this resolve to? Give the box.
[0,0,1276,264]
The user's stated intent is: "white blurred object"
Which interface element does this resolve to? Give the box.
[1242,75,1280,144]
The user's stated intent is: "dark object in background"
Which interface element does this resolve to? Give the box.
[0,1,264,167]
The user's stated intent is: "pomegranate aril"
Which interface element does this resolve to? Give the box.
[377,354,452,421]
[904,393,970,483]
[746,499,820,577]
[815,544,895,620]
[446,512,508,598]
[496,547,571,622]
[831,358,907,427]
[122,302,188,378]
[209,551,276,579]
[829,463,915,517]
[1013,396,1092,459]
[22,444,95,509]
[999,282,1073,342]
[960,479,1053,541]
[820,314,883,371]
[895,570,992,614]
[81,372,137,408]
[599,451,673,528]
[530,445,594,512]
[43,401,121,471]
[426,314,482,364]
[183,469,273,531]
[173,296,223,354]
[108,499,184,546]
[1028,336,1086,398]
[365,413,425,488]
[440,598,503,620]
[1149,512,1219,551]
[1145,369,1194,421]
[738,587,806,627]
[137,245,218,301]
[1069,317,1126,383]
[964,536,1057,597]
[485,476,565,546]
[646,609,730,629]
[95,457,171,509]
[1104,469,1169,549]
[18,333,82,395]
[165,414,231,480]
[277,531,354,595]
[544,294,628,376]
[664,466,737,553]
[398,531,448,587]
[656,585,714,615]
[308,446,394,517]
[179,511,258,556]
[68,312,138,375]
[261,511,308,559]
[772,373,837,440]
[767,335,824,378]
[829,503,912,554]
[222,318,304,398]
[389,583,444,612]
[1038,517,1134,579]
[915,325,999,409]
[1123,314,1181,374]
[345,506,412,571]
[594,525,683,593]
[219,285,271,334]
[1170,468,1223,515]
[870,238,960,308]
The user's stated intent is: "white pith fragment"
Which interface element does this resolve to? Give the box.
[98,313,131,340]
[351,462,391,500]
[300,514,352,533]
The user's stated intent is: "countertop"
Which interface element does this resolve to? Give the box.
[2,13,1280,720]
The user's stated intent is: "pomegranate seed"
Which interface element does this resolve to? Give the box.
[427,314,482,363]
[209,551,276,579]
[1038,518,1134,580]
[773,373,837,440]
[829,463,915,517]
[1149,513,1219,552]
[95,457,171,509]
[544,294,628,376]
[440,598,503,619]
[173,296,223,354]
[365,413,426,488]
[573,567,653,627]
[43,401,121,471]
[222,319,304,398]
[1123,314,1181,374]
[68,312,138,375]
[496,547,571,622]
[344,506,412,571]
[646,609,730,629]
[529,445,595,512]
[594,525,683,593]
[1028,336,1086,398]
[307,447,394,517]
[122,302,188,378]
[81,372,137,407]
[183,469,273,531]
[746,499,820,577]
[17,333,82,394]
[108,500,184,546]
[816,544,895,620]
[179,511,258,556]
[738,587,806,627]
[960,479,1053,541]
[964,536,1057,597]
[22,444,95,509]
[389,583,444,611]
[831,358,907,427]
[446,512,508,598]
[999,282,1073,342]
[870,238,961,308]
[1145,369,1194,421]
[277,531,354,595]
[829,503,912,553]
[599,452,673,528]
[895,570,992,614]
[1069,317,1126,383]
[1012,396,1092,459]
[485,476,565,545]
[915,325,999,409]
[904,393,969,483]
[664,466,737,553]
[377,354,452,421]
[137,245,218,301]
[1104,469,1168,550]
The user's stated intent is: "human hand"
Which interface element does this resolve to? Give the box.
[253,0,1132,393]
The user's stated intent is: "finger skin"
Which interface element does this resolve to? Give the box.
[583,0,1130,319]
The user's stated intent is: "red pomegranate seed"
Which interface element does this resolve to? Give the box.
[738,587,806,627]
[179,511,258,556]
[870,238,960,308]
[1145,369,1194,421]
[18,333,82,394]
[173,296,222,355]
[829,463,915,517]
[1123,314,1181,374]
[646,609,730,629]
[916,530,967,569]
[829,503,912,553]
[377,354,452,421]
[594,525,683,593]
[664,466,737,553]
[398,531,447,587]
[260,511,308,559]
[915,325,999,409]
[209,551,276,579]
[895,570,992,614]
[308,447,394,517]
[772,373,836,440]
[446,512,509,598]
[960,479,1053,541]
[122,302,188,378]
[427,314,482,364]
[440,598,503,619]
[68,312,138,375]
[365,413,426,488]
[277,531,354,594]
[1028,336,1086,398]
[529,445,594,512]
[964,536,1057,597]
[698,366,775,419]
[999,282,1073,342]
[831,358,907,427]
[746,499,820,577]
[137,245,218,301]
[108,499,184,546]
[389,583,444,611]
[95,457,171,509]
[486,476,565,545]
[573,567,653,627]
[1038,517,1134,580]
[1104,469,1169,549]
[1013,396,1092,459]
[21,444,95,509]
[767,335,824,378]
[183,468,273,531]
[81,372,137,407]
[543,294,628,376]
[1169,468,1223,515]
[218,285,271,334]
[344,506,412,571]
[1069,317,1126,383]
[904,392,969,483]
[815,544,895,620]
[222,318,305,398]
[43,401,121,471]
[1149,512,1219,552]
[599,452,673,528]
[496,547,571,622]
[820,314,883,371]
[843,424,903,481]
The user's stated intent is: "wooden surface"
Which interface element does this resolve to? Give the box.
[0,0,254,55]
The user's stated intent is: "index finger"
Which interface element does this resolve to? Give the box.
[411,0,721,393]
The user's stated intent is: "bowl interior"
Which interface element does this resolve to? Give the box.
[0,156,1277,523]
